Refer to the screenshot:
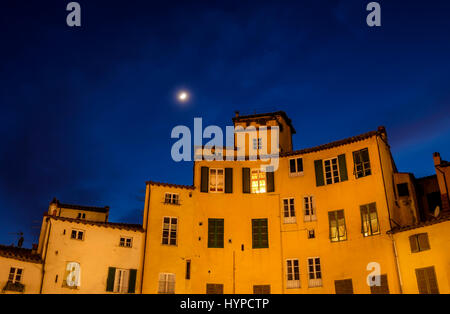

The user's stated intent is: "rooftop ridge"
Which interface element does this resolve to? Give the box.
[44,214,143,232]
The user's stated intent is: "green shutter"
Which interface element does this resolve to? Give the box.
[360,205,367,234]
[225,168,233,193]
[128,269,137,293]
[242,168,250,193]
[106,267,116,292]
[266,168,275,192]
[338,154,348,182]
[314,160,324,187]
[208,219,224,248]
[252,219,268,248]
[200,167,209,193]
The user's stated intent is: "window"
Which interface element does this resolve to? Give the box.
[162,217,178,245]
[409,233,430,253]
[324,158,340,185]
[77,213,86,219]
[360,203,380,236]
[70,229,84,241]
[370,274,390,294]
[113,269,130,293]
[185,260,191,280]
[209,168,224,193]
[253,285,271,294]
[307,257,322,287]
[397,183,409,197]
[252,219,268,248]
[208,219,224,248]
[308,229,315,239]
[251,169,266,193]
[8,267,23,283]
[164,193,180,205]
[158,273,176,294]
[335,279,354,294]
[328,210,347,242]
[206,283,223,294]
[286,259,300,288]
[119,237,132,248]
[289,158,303,176]
[283,198,296,223]
[353,148,371,178]
[415,266,439,294]
[303,195,316,222]
[253,138,262,150]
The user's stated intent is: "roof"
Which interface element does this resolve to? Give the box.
[388,213,450,234]
[0,245,42,264]
[232,111,296,134]
[51,198,109,213]
[439,160,450,167]
[45,214,144,232]
[146,181,195,190]
[282,127,386,157]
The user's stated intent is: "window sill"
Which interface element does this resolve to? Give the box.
[289,172,304,178]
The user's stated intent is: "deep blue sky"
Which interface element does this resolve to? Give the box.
[1,0,449,247]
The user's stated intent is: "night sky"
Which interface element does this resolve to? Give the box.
[1,0,450,248]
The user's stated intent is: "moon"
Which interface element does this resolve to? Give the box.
[178,91,189,102]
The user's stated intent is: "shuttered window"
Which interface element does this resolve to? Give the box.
[328,210,347,242]
[415,266,439,294]
[353,148,371,178]
[409,233,430,253]
[286,259,300,288]
[206,283,223,294]
[162,217,178,245]
[324,157,340,184]
[158,273,176,294]
[335,279,354,294]
[252,219,269,248]
[360,202,380,236]
[209,168,224,192]
[253,285,271,294]
[106,267,137,293]
[370,274,390,294]
[208,219,224,248]
[283,198,296,223]
[251,169,266,193]
[315,155,348,186]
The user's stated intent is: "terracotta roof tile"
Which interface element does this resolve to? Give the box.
[45,214,144,232]
[0,245,42,264]
[388,213,450,234]
[146,181,195,190]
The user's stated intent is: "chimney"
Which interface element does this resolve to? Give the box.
[32,244,38,254]
[235,111,240,118]
[433,152,441,166]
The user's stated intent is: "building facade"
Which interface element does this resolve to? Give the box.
[0,111,448,294]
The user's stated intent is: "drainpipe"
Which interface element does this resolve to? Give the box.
[389,233,403,294]
[39,217,52,294]
[140,184,151,294]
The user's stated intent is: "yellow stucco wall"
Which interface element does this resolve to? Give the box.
[142,134,403,294]
[393,220,450,294]
[0,257,42,294]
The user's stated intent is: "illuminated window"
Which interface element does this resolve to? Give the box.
[8,267,23,283]
[324,158,340,185]
[158,273,176,294]
[308,257,322,287]
[360,203,380,237]
[353,148,371,178]
[283,198,296,223]
[251,169,266,193]
[328,210,346,242]
[209,168,224,193]
[162,217,178,245]
[71,229,84,241]
[303,195,316,222]
[286,259,300,288]
[164,193,179,205]
[119,236,132,248]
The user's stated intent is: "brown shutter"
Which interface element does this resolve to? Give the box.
[225,168,233,193]
[415,268,428,294]
[314,160,325,186]
[370,274,390,294]
[206,283,223,294]
[418,233,430,251]
[338,154,348,181]
[266,168,275,192]
[425,267,439,294]
[409,235,419,253]
[106,267,116,292]
[200,167,209,193]
[242,168,250,193]
[335,279,354,294]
